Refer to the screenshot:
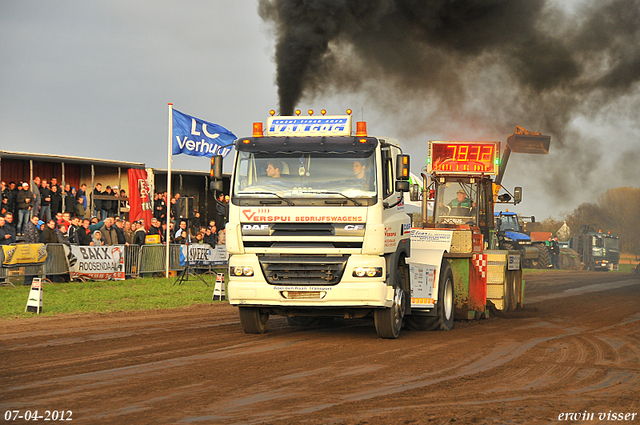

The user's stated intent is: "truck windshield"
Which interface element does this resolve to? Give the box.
[496,215,522,232]
[232,151,377,206]
[604,237,619,250]
[434,181,477,226]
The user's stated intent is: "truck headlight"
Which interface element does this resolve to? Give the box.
[231,266,254,277]
[353,267,382,278]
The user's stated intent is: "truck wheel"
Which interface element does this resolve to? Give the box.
[374,269,405,339]
[405,261,454,331]
[239,307,269,334]
[534,244,550,269]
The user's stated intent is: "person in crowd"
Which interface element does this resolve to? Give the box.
[50,177,60,193]
[75,196,85,219]
[63,185,76,217]
[154,192,166,223]
[203,225,217,246]
[50,183,62,216]
[0,216,10,245]
[192,210,202,230]
[174,220,190,244]
[7,181,18,217]
[60,212,72,229]
[99,217,118,245]
[218,228,226,245]
[55,223,70,246]
[66,217,80,244]
[550,236,560,269]
[113,218,128,245]
[39,179,52,222]
[102,185,115,219]
[194,231,205,244]
[110,185,120,218]
[3,182,16,217]
[123,220,134,244]
[77,183,88,211]
[78,219,93,246]
[3,213,16,244]
[92,183,103,219]
[1,181,8,215]
[42,219,58,244]
[23,215,42,285]
[31,176,41,219]
[92,230,105,246]
[133,221,146,245]
[16,182,33,235]
[148,217,164,242]
[118,188,128,219]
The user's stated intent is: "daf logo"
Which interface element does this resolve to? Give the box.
[344,225,364,231]
[242,224,270,231]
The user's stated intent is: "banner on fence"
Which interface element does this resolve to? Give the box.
[179,244,228,267]
[63,245,126,281]
[1,244,48,267]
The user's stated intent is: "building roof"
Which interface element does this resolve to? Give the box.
[0,150,145,168]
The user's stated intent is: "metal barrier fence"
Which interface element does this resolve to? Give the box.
[0,243,228,283]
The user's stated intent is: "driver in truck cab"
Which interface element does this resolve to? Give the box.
[446,189,474,216]
[266,161,282,178]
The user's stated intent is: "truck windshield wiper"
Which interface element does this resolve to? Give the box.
[240,191,295,206]
[302,190,362,206]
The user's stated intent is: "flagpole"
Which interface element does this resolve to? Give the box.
[166,103,173,278]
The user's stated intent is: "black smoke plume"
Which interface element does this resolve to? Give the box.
[259,0,640,212]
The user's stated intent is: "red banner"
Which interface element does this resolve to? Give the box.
[127,168,153,230]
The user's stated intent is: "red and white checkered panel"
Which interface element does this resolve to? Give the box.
[473,254,488,279]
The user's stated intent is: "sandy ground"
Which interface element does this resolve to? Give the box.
[1,270,639,425]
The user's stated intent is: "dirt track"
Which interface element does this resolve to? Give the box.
[1,271,639,425]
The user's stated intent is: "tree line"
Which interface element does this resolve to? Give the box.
[535,187,640,255]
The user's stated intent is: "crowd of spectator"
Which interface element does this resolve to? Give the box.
[1,178,227,248]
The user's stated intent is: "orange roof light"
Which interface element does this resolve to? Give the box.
[308,109,314,116]
[269,110,276,116]
[321,109,326,116]
[252,122,263,138]
[356,121,367,137]
[346,109,352,115]
[295,109,301,116]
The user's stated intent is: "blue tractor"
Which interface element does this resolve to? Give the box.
[494,211,549,268]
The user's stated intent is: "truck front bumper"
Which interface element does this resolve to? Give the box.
[228,254,392,308]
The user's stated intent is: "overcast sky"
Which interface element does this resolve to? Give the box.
[2,1,639,222]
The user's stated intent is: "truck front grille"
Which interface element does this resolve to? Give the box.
[258,255,348,286]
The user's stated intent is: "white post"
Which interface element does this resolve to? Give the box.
[166,103,173,278]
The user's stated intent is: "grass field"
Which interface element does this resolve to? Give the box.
[0,273,227,320]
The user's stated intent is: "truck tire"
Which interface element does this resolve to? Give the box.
[533,244,550,269]
[374,269,405,339]
[239,307,269,334]
[404,261,454,331]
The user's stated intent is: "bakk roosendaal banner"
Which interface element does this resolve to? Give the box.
[179,244,228,267]
[172,109,236,158]
[63,245,126,281]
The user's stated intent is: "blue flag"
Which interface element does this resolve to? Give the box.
[172,109,236,158]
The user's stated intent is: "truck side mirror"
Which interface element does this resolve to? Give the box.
[513,186,522,204]
[210,180,223,192]
[531,215,535,223]
[395,181,409,192]
[409,184,421,202]
[396,154,410,180]
[495,217,502,230]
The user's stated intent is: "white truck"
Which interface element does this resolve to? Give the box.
[224,111,535,338]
